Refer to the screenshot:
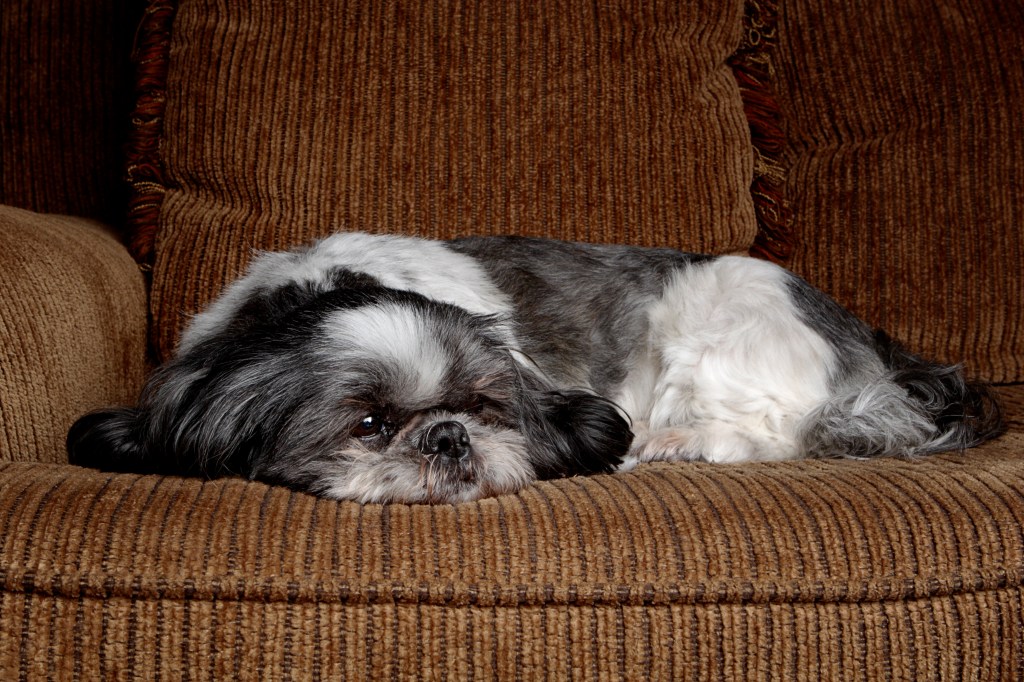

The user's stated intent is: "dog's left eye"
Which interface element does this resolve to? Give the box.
[352,415,386,439]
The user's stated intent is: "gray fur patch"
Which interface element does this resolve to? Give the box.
[449,236,711,393]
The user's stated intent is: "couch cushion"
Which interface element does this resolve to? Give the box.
[774,0,1024,382]
[2,384,1022,678]
[0,207,148,464]
[126,0,777,360]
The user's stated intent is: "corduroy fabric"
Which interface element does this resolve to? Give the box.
[1,385,1022,679]
[0,206,148,463]
[139,0,762,360]
[2,592,1023,680]
[0,0,142,226]
[774,0,1024,382]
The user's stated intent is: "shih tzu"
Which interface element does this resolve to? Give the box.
[69,233,1002,503]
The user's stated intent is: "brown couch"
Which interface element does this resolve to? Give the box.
[2,0,1022,678]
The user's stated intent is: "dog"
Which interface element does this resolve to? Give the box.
[68,233,1002,503]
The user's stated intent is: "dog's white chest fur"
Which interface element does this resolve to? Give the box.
[615,256,834,467]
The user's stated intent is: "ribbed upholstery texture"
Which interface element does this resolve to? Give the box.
[4,1,1020,678]
[0,206,148,463]
[140,0,760,360]
[1,385,1022,679]
[774,0,1024,382]
[0,0,141,225]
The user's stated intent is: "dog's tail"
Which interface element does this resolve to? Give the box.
[800,331,1003,458]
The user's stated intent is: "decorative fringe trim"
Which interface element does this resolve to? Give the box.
[728,0,793,262]
[125,1,177,269]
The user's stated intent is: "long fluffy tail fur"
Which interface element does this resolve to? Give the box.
[800,332,1003,459]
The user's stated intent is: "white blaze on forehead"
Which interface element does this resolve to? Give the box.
[319,303,448,402]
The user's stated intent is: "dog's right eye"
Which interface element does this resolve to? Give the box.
[352,415,385,439]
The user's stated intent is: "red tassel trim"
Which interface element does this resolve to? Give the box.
[728,0,794,262]
[125,1,176,269]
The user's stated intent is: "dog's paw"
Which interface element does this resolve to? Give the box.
[620,425,700,470]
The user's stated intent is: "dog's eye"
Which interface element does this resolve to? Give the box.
[352,415,386,439]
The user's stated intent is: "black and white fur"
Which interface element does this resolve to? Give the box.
[69,233,1002,503]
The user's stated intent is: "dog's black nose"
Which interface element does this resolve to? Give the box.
[422,421,471,461]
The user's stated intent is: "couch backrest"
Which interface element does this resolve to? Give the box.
[774,0,1023,381]
[121,0,1022,382]
[122,0,777,361]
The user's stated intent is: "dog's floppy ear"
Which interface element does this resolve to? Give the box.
[68,407,199,476]
[523,389,632,479]
[67,408,153,473]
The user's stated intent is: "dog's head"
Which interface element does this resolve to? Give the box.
[69,270,630,503]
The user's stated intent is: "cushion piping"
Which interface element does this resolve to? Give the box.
[3,563,1020,609]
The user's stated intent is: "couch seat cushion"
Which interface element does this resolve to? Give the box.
[2,385,1022,678]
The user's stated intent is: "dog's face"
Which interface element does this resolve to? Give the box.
[69,273,631,503]
[255,295,540,503]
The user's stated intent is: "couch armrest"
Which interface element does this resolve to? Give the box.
[0,205,147,463]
